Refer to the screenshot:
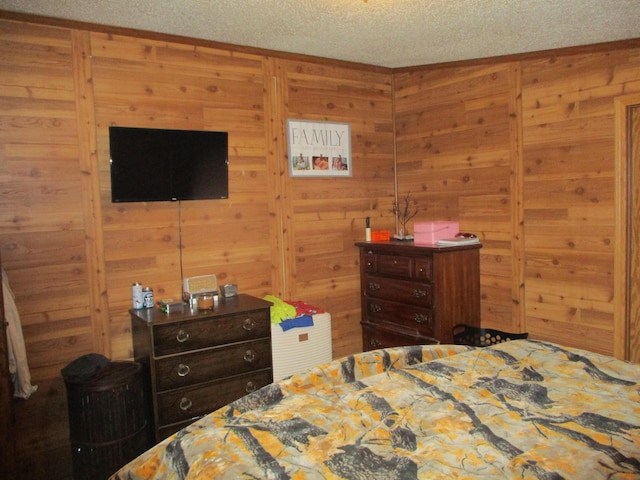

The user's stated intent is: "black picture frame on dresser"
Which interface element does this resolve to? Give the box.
[355,240,482,350]
[130,294,273,441]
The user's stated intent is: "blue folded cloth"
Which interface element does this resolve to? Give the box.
[279,315,314,331]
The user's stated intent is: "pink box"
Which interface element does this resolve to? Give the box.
[413,221,459,245]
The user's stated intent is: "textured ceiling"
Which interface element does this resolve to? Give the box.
[2,0,640,68]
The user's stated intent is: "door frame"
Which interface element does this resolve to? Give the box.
[614,94,640,361]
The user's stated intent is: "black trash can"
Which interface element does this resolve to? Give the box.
[62,356,152,479]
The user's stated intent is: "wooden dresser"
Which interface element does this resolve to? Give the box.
[131,294,272,440]
[355,241,481,350]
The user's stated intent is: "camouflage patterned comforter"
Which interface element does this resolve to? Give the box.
[111,340,640,479]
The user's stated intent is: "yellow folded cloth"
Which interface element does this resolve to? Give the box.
[263,295,297,324]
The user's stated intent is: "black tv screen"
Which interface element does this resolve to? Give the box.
[109,126,229,202]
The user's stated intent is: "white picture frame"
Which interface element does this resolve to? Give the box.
[287,119,352,177]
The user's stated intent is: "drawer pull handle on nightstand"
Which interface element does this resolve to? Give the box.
[176,329,190,343]
[414,313,428,324]
[368,282,380,291]
[243,317,255,331]
[245,381,256,393]
[177,363,191,377]
[243,350,256,363]
[369,303,381,313]
[413,289,427,299]
[179,397,193,411]
[370,339,382,349]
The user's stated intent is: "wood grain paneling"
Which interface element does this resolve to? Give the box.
[277,59,395,357]
[90,32,277,363]
[0,20,87,479]
[394,46,640,356]
[394,63,521,333]
[520,49,640,355]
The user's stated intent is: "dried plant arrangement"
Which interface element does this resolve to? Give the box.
[390,192,419,240]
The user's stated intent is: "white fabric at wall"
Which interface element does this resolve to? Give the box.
[2,268,37,399]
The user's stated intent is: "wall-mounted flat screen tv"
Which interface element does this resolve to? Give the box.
[109,126,229,202]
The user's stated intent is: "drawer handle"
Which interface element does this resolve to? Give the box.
[366,261,373,267]
[179,397,193,411]
[176,329,190,343]
[245,381,257,393]
[370,338,382,349]
[368,282,380,291]
[243,317,255,331]
[414,313,428,324]
[243,350,256,363]
[413,289,427,298]
[177,363,191,377]
[369,303,381,313]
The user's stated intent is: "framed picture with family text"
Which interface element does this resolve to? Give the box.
[287,119,352,177]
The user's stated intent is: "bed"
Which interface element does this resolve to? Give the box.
[110,340,640,479]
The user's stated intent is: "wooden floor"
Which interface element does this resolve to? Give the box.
[12,377,73,479]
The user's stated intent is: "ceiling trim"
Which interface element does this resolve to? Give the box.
[2,8,640,74]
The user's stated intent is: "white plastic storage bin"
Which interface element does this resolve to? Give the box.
[270,312,332,381]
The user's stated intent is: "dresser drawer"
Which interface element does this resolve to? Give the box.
[413,258,432,281]
[364,274,433,306]
[365,298,434,336]
[363,253,377,272]
[361,321,438,351]
[155,339,271,391]
[363,252,433,281]
[156,370,272,426]
[378,254,412,276]
[153,310,270,356]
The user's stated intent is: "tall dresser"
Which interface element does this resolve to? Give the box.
[131,294,272,440]
[355,241,481,350]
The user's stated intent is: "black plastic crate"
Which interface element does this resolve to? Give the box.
[452,324,528,347]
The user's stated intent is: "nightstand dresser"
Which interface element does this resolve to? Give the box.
[130,294,272,440]
[355,241,481,350]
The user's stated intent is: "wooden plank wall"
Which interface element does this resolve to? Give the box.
[394,64,523,335]
[90,31,280,361]
[277,60,395,355]
[0,17,393,478]
[394,46,640,357]
[0,21,87,478]
[521,49,640,356]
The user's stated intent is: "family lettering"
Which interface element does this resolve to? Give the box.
[290,127,345,147]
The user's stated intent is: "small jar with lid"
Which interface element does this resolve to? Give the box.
[196,293,215,310]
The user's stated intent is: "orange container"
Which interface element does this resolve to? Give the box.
[371,230,390,241]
